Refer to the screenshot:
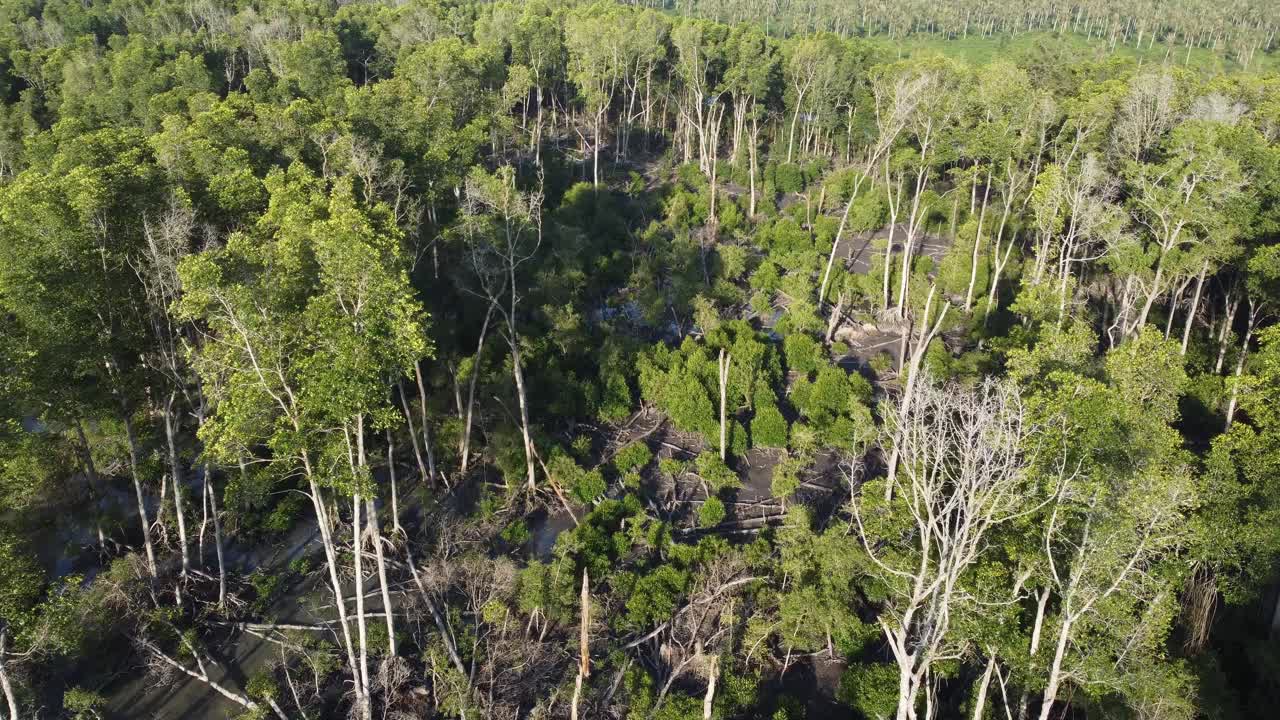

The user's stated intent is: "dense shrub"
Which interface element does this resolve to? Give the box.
[751,398,789,448]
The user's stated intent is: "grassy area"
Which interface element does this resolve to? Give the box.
[869,31,1279,75]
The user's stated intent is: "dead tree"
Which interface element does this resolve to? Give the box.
[572,570,590,720]
[854,374,1037,720]
[718,349,732,461]
[883,285,950,500]
[461,167,545,491]
[626,555,756,718]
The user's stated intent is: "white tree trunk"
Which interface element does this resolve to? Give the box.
[718,350,732,461]
[1132,257,1167,333]
[984,186,1018,319]
[821,173,868,307]
[405,540,467,677]
[1036,619,1073,720]
[571,671,584,720]
[1029,589,1049,656]
[825,292,846,344]
[787,90,806,163]
[573,569,590,720]
[196,397,227,608]
[0,632,20,720]
[1224,303,1258,429]
[397,380,429,483]
[1180,262,1209,355]
[972,654,996,720]
[385,430,402,535]
[748,118,759,217]
[305,461,362,717]
[510,339,538,492]
[352,490,371,720]
[703,655,719,720]
[163,394,190,601]
[882,169,904,313]
[74,419,106,547]
[894,649,916,720]
[896,225,918,316]
[882,228,897,313]
[965,170,992,312]
[144,641,281,717]
[460,305,494,473]
[123,414,158,577]
[413,361,437,483]
[366,497,396,658]
[593,108,603,187]
[204,466,227,608]
[1215,291,1240,375]
[883,287,949,500]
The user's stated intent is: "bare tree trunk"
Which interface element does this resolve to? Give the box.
[143,640,285,718]
[730,97,746,166]
[748,116,759,217]
[163,393,190,602]
[825,292,846,344]
[707,102,725,223]
[413,361,437,484]
[123,413,158,577]
[365,496,396,658]
[883,227,898,314]
[460,305,495,473]
[787,92,805,163]
[593,108,603,187]
[821,172,869,307]
[896,177,929,318]
[709,151,719,224]
[893,650,917,720]
[74,418,107,547]
[1165,279,1189,340]
[1133,257,1167,333]
[883,287,949,501]
[1215,289,1240,375]
[925,674,936,720]
[300,468,358,707]
[972,653,996,720]
[199,466,227,608]
[718,350,732,461]
[703,655,719,720]
[571,669,584,720]
[1108,275,1138,348]
[0,631,19,720]
[573,569,590,720]
[985,176,1019,319]
[1036,619,1073,720]
[510,337,538,492]
[1181,262,1208,355]
[1224,301,1260,429]
[385,430,402,535]
[533,84,543,165]
[882,167,904,313]
[397,380,429,483]
[986,233,1016,320]
[964,169,992,311]
[194,394,227,608]
[405,541,466,677]
[352,487,372,720]
[198,470,208,566]
[303,449,363,718]
[1029,589,1049,656]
